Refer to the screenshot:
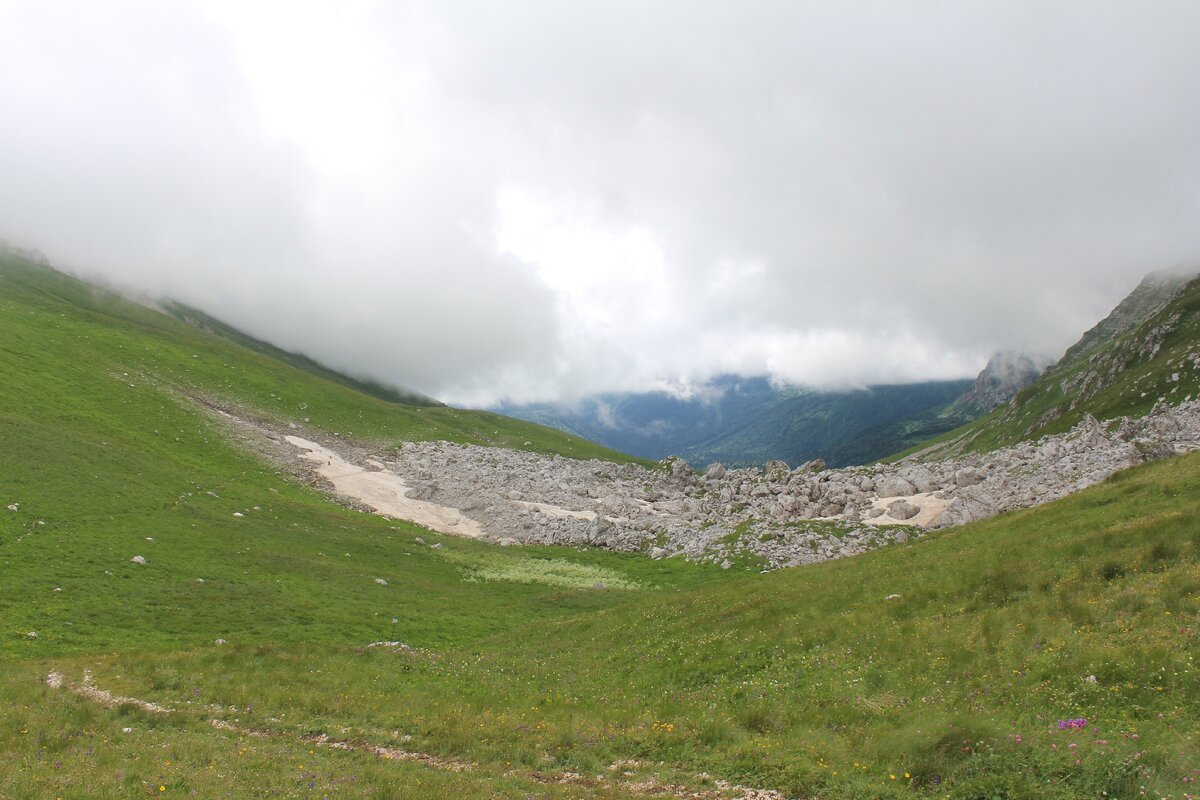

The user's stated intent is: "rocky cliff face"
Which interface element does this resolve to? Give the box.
[955,351,1050,414]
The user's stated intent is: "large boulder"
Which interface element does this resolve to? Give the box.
[673,457,692,477]
[954,468,981,487]
[887,499,920,520]
[899,466,937,493]
[936,488,999,528]
[876,475,917,498]
[585,515,615,544]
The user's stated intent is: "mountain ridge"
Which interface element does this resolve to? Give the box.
[898,266,1200,460]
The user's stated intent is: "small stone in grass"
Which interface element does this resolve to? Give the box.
[26,631,38,639]
[375,577,388,586]
[131,555,146,565]
[214,639,228,645]
[6,503,17,512]
[232,512,244,518]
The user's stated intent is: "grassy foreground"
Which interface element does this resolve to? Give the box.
[2,253,1199,798]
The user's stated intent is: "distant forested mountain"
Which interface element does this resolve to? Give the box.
[495,376,974,468]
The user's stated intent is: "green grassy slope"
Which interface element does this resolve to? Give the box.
[3,252,1198,798]
[894,275,1200,460]
[0,254,646,464]
[161,300,443,407]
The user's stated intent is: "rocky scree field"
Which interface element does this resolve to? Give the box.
[242,398,1200,571]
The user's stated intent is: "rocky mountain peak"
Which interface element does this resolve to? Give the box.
[1055,265,1198,368]
[956,351,1051,414]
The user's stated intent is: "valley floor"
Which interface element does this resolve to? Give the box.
[205,397,1200,573]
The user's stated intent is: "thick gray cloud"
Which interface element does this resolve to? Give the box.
[1,1,1197,405]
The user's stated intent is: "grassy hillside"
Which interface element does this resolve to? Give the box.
[161,300,443,407]
[896,274,1200,460]
[0,254,645,465]
[3,252,1199,798]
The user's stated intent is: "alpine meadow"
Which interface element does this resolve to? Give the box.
[3,3,1200,799]
[4,249,1200,799]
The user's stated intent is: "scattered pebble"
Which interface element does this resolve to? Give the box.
[214,638,228,645]
[374,577,388,586]
[26,631,38,639]
[232,512,244,518]
[130,555,146,565]
[6,503,17,512]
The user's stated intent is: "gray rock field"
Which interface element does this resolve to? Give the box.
[284,399,1200,570]
[253,398,1200,568]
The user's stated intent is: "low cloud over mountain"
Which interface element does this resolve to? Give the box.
[1,1,1197,405]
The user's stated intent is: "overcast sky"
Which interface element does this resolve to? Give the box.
[1,1,1198,406]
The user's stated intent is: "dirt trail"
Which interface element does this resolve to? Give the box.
[47,670,779,798]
